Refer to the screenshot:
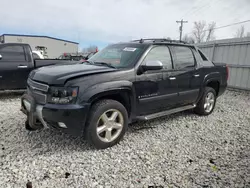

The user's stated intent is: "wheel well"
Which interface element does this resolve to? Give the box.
[207,81,220,96]
[90,91,132,117]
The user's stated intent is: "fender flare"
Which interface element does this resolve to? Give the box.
[78,81,136,118]
[203,72,221,87]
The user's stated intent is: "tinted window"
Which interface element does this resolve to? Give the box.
[2,46,24,53]
[143,46,172,69]
[0,45,25,61]
[197,49,214,67]
[32,53,40,59]
[172,46,195,69]
[198,50,208,61]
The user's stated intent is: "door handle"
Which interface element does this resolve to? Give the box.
[169,77,176,80]
[17,65,28,69]
[193,74,200,77]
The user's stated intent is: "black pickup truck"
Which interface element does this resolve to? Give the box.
[0,43,78,90]
[21,39,228,149]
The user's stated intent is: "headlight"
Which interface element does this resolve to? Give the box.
[48,87,78,104]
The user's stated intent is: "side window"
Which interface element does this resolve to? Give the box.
[143,46,172,70]
[0,45,26,61]
[1,46,24,53]
[172,46,195,69]
[198,50,208,61]
[197,49,214,67]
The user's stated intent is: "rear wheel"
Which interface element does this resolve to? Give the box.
[194,87,217,115]
[85,99,128,149]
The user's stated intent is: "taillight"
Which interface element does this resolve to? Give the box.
[226,65,229,80]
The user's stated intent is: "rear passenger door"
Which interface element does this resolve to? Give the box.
[0,45,31,90]
[170,46,202,106]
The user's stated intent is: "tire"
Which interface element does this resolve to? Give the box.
[194,87,217,116]
[25,119,43,131]
[85,99,128,149]
[25,120,37,131]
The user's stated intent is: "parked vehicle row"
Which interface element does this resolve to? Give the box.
[20,38,228,149]
[57,52,97,61]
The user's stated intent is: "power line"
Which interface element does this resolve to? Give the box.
[210,20,250,31]
[186,19,250,35]
[186,2,212,18]
[180,0,203,18]
[185,0,223,20]
[176,19,188,40]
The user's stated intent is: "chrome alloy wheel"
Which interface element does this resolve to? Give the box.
[204,92,215,113]
[96,109,124,143]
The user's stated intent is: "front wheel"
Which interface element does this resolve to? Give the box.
[85,99,128,149]
[194,87,217,116]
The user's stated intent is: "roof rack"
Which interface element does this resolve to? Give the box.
[131,38,187,44]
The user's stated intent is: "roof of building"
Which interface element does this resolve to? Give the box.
[1,34,79,44]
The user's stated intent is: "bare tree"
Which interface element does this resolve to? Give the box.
[183,34,195,43]
[206,22,216,42]
[192,20,216,43]
[235,25,245,38]
[192,21,206,43]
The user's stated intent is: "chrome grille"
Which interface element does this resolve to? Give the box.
[27,79,49,92]
[27,79,48,104]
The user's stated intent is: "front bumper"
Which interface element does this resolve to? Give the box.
[21,94,90,137]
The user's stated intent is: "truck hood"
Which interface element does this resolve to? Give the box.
[29,63,116,85]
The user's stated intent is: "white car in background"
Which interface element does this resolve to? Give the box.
[32,50,44,59]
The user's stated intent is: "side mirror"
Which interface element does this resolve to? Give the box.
[141,60,163,71]
[0,54,2,60]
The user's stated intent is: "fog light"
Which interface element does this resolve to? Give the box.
[58,122,67,128]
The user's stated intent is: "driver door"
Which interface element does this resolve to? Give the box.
[134,45,179,116]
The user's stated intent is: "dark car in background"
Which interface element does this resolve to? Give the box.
[0,43,79,90]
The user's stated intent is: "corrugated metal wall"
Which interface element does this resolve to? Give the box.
[197,37,250,91]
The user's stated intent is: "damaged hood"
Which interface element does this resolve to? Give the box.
[29,63,116,85]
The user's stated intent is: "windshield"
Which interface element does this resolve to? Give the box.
[88,43,145,68]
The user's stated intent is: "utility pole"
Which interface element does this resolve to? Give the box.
[176,19,188,41]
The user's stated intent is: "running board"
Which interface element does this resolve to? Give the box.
[136,104,196,121]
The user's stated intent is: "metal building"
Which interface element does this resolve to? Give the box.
[0,34,79,58]
[197,37,250,91]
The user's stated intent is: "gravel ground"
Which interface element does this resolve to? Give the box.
[0,90,249,188]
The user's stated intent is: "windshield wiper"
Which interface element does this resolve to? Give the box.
[93,62,116,69]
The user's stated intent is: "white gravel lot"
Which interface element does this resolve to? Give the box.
[0,90,249,188]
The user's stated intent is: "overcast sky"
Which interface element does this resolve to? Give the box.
[1,0,250,49]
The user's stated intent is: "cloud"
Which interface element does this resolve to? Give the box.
[1,0,250,47]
